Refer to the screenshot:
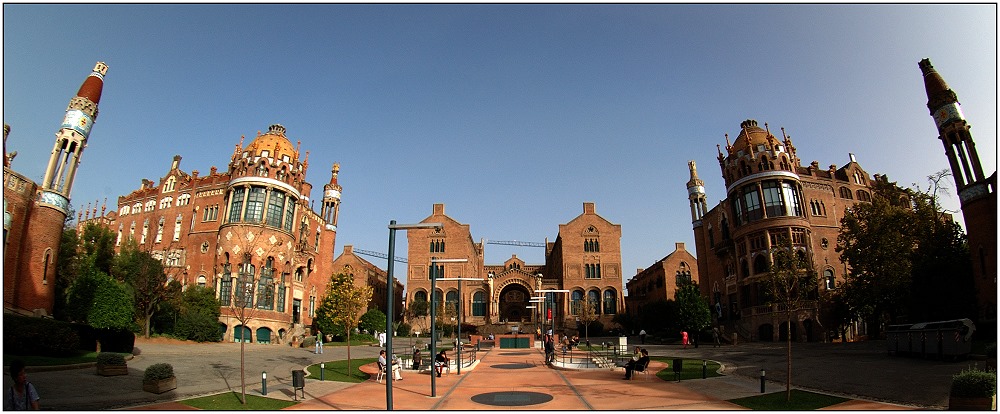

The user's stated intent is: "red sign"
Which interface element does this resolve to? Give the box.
[547,309,552,319]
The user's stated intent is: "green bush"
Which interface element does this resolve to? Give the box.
[97,352,127,366]
[395,322,412,337]
[951,366,997,398]
[143,363,174,381]
[3,313,83,357]
[175,311,222,342]
[302,335,316,348]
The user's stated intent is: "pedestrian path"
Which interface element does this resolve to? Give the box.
[133,346,912,410]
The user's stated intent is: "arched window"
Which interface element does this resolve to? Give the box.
[414,290,428,303]
[141,219,149,244]
[570,290,585,315]
[839,187,853,199]
[116,224,123,246]
[824,269,836,290]
[602,289,617,314]
[587,289,601,314]
[173,214,183,241]
[155,217,165,243]
[753,254,769,275]
[197,275,207,287]
[856,190,872,202]
[472,291,486,316]
[445,290,459,314]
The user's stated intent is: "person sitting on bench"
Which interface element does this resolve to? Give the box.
[624,348,650,379]
[434,350,450,377]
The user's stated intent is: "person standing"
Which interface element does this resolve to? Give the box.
[543,334,555,363]
[4,360,39,410]
[412,348,422,370]
[315,330,324,354]
[681,331,689,349]
[712,327,721,347]
[639,329,646,344]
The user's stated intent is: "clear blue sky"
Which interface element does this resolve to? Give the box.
[4,4,996,290]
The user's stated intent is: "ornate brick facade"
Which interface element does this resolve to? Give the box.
[690,120,878,342]
[330,244,403,320]
[82,124,340,344]
[403,202,624,336]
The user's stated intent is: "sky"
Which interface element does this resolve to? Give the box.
[3,4,997,292]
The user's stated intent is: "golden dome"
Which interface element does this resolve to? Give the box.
[730,119,781,156]
[245,124,297,161]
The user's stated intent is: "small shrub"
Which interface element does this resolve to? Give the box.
[951,366,997,398]
[175,311,222,342]
[143,363,174,382]
[97,352,127,366]
[302,336,316,348]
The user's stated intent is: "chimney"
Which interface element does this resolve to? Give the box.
[583,202,595,214]
[171,155,181,170]
[675,242,685,251]
[344,244,353,253]
[433,203,445,215]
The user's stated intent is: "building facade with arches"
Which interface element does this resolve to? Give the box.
[689,119,880,343]
[404,202,625,335]
[79,124,341,345]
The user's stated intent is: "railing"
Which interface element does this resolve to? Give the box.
[551,341,625,369]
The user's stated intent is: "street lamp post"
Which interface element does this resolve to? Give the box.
[386,221,442,410]
[429,258,467,397]
[529,297,545,339]
[436,276,482,376]
[535,289,569,337]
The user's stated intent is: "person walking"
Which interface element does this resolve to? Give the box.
[543,334,555,363]
[315,330,324,354]
[4,360,40,410]
[681,331,689,349]
[639,329,646,344]
[712,326,721,347]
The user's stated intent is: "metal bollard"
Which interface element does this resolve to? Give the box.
[702,360,707,379]
[320,363,325,381]
[760,368,765,393]
[262,371,267,395]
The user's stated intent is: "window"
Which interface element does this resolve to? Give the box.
[430,239,445,253]
[676,262,692,285]
[472,291,486,316]
[133,202,142,213]
[856,190,872,202]
[570,290,585,315]
[587,290,601,314]
[173,214,182,241]
[283,201,295,232]
[155,217,164,243]
[603,290,617,314]
[256,163,268,177]
[708,228,715,248]
[197,275,206,287]
[445,291,459,314]
[164,176,176,192]
[309,296,315,318]
[428,264,444,280]
[753,254,769,275]
[742,184,763,221]
[824,269,836,290]
[414,291,428,303]
[141,219,149,244]
[257,258,275,310]
[839,187,853,199]
[761,181,783,218]
[315,228,321,252]
[295,268,304,282]
[277,274,287,313]
[129,221,136,240]
[116,224,123,246]
[220,264,232,306]
[584,238,600,252]
[782,182,803,216]
[266,191,285,228]
[160,197,173,209]
[229,187,245,222]
[203,205,219,222]
[121,205,130,215]
[42,250,51,284]
[791,228,807,246]
[177,194,191,206]
[585,263,601,279]
[244,187,266,223]
[145,200,155,212]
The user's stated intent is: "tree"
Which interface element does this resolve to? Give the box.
[674,282,712,339]
[359,308,387,335]
[836,179,915,334]
[405,299,430,335]
[315,272,373,377]
[220,228,284,405]
[175,286,222,342]
[112,239,168,338]
[764,238,818,402]
[572,296,600,341]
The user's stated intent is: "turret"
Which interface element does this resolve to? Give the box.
[41,62,107,206]
[686,160,708,225]
[321,163,342,231]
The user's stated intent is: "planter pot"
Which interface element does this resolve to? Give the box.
[948,395,997,411]
[96,364,128,376]
[143,377,177,394]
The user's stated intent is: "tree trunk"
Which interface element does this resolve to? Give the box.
[346,330,352,377]
[240,336,246,404]
[144,310,154,338]
[786,310,792,402]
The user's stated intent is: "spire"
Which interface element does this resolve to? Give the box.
[920,58,959,112]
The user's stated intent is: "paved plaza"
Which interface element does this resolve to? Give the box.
[4,336,994,410]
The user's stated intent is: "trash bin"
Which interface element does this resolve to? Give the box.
[292,370,305,400]
[672,359,683,381]
[886,324,909,355]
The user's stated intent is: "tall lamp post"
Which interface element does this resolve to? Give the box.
[535,289,569,337]
[386,221,442,410]
[435,276,482,376]
[529,297,545,338]
[429,258,467,397]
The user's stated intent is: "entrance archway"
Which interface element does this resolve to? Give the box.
[498,284,531,323]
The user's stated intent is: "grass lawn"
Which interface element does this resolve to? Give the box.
[729,389,848,410]
[306,357,378,383]
[180,391,298,410]
[4,351,100,367]
[651,357,724,381]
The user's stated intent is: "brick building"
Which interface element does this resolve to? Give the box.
[81,124,341,344]
[689,119,879,342]
[330,244,404,321]
[624,242,698,318]
[919,59,997,331]
[4,62,108,316]
[403,202,624,336]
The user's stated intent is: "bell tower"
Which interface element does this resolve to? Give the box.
[687,160,708,224]
[321,163,342,231]
[919,58,997,324]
